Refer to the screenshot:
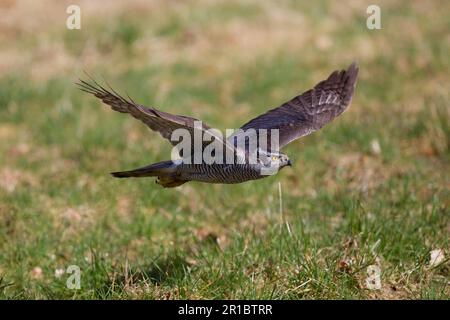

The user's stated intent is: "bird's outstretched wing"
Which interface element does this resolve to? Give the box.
[77,78,237,159]
[229,63,359,150]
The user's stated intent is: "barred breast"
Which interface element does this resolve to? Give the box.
[178,163,264,184]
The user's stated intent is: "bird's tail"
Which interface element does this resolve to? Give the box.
[111,160,178,178]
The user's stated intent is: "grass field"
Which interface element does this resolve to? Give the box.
[0,0,449,299]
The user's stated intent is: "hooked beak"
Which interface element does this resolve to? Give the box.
[287,160,292,167]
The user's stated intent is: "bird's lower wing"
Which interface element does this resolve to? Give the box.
[77,78,238,159]
[229,62,359,151]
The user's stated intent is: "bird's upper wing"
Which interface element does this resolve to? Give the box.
[77,78,237,159]
[229,63,359,151]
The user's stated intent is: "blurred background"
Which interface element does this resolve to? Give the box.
[0,0,448,299]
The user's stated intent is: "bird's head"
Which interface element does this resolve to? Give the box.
[258,149,292,170]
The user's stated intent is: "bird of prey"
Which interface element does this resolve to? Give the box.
[77,63,358,188]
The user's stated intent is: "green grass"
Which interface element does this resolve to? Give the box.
[0,0,449,299]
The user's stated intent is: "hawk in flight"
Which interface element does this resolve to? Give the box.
[78,63,358,188]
